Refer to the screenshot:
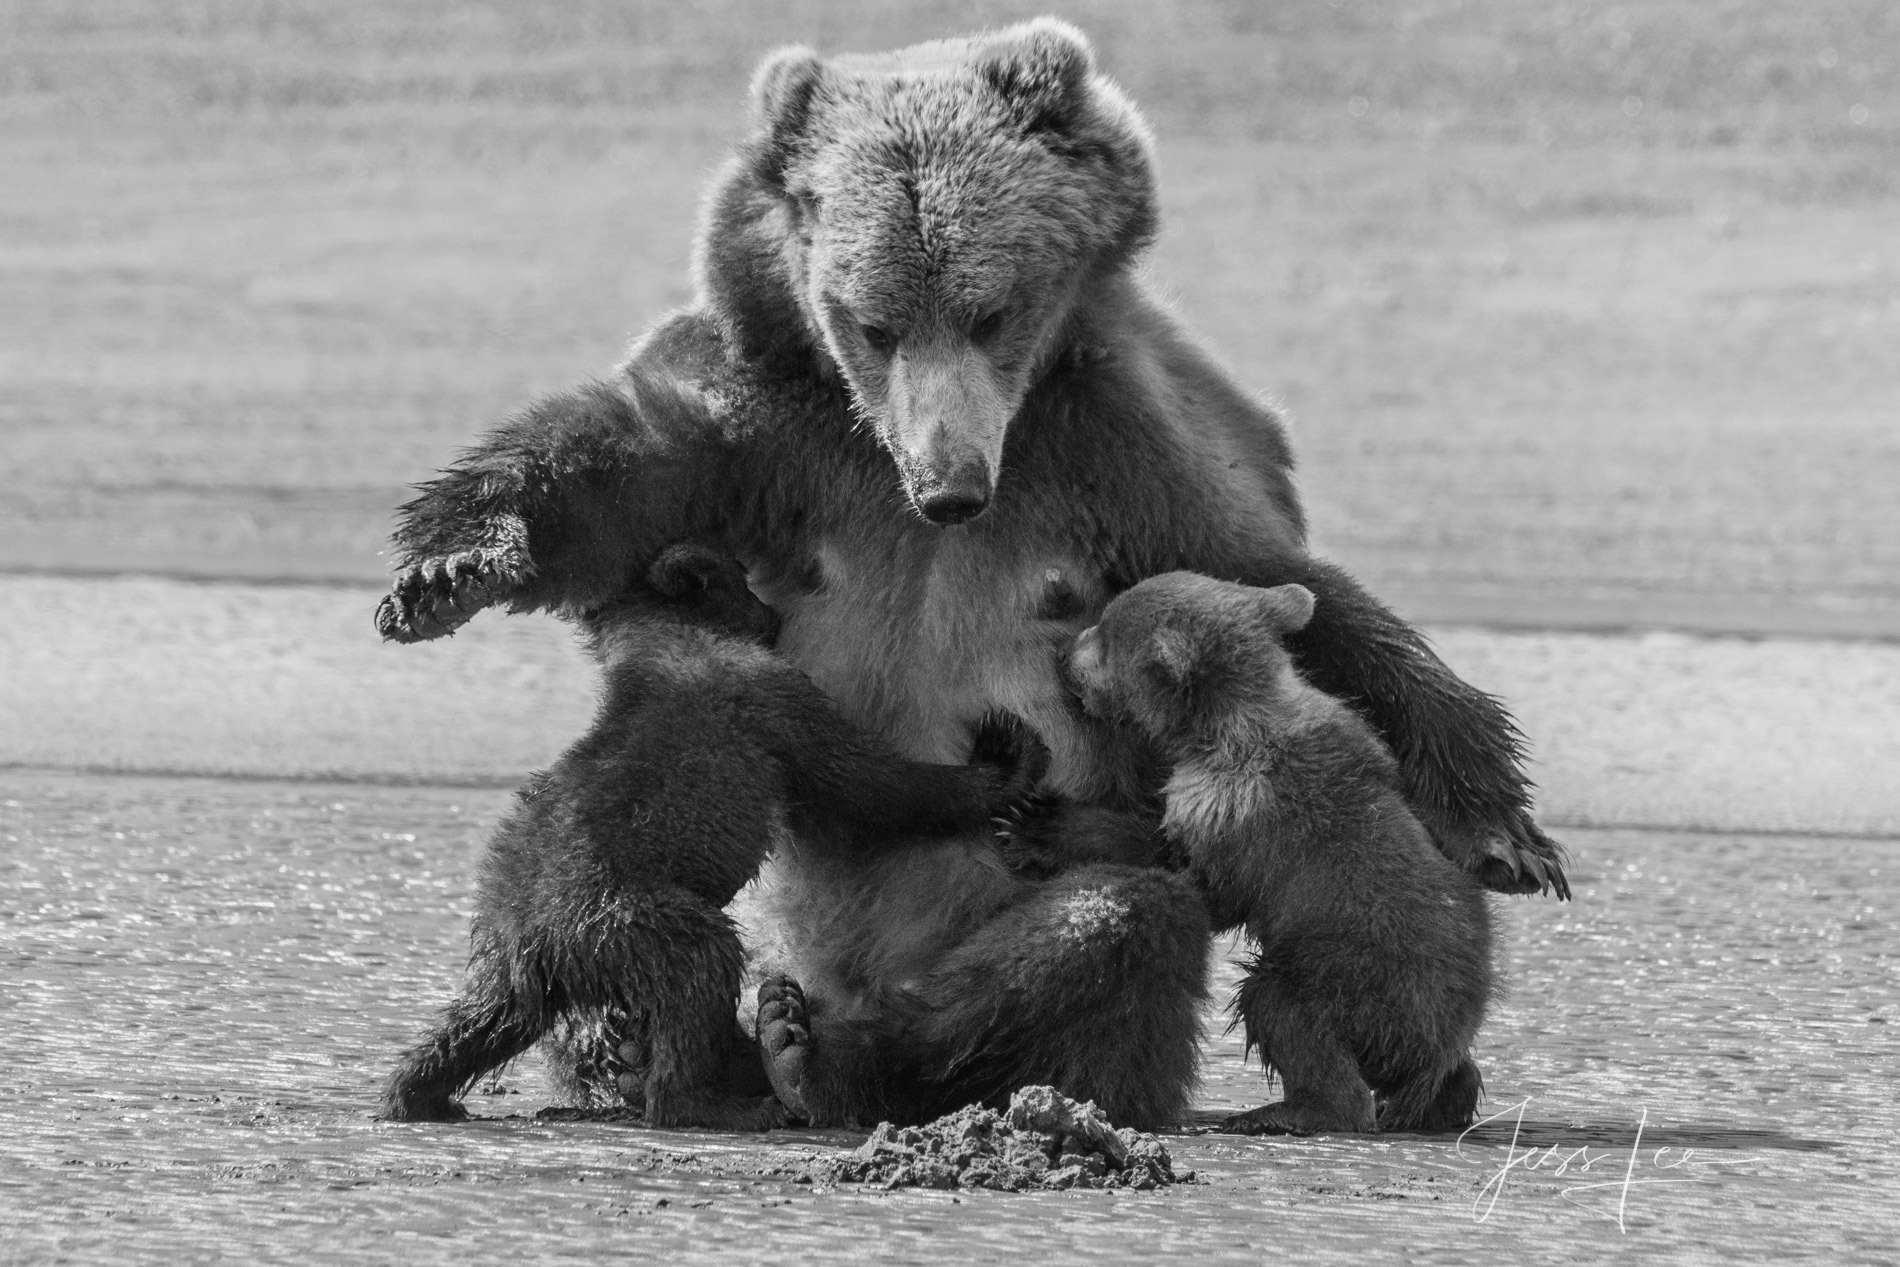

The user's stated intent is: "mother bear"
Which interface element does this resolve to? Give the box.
[378,19,1566,1130]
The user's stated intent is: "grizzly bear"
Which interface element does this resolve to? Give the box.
[1064,572,1494,1134]
[381,543,1046,1127]
[375,20,1561,1127]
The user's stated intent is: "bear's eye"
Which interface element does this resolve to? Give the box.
[860,324,897,355]
[970,310,1006,342]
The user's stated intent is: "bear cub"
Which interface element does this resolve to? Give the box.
[383,543,1045,1128]
[1064,572,1495,1134]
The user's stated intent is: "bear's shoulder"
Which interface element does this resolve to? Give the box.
[616,307,845,444]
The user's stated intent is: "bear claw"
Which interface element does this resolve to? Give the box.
[968,711,1052,814]
[378,533,533,644]
[1427,810,1571,900]
[1494,815,1570,900]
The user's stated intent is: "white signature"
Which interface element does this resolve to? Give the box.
[1457,1098,1764,1232]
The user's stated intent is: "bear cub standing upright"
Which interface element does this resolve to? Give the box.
[1065,573,1495,1134]
[382,543,1045,1128]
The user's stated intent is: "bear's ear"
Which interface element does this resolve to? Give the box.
[976,17,1095,133]
[1254,584,1317,634]
[747,45,826,191]
[1142,625,1201,693]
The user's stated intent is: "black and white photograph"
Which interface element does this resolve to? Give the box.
[2,1,1895,1262]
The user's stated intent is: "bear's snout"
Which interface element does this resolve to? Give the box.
[894,449,994,525]
[915,479,991,525]
[882,337,1011,527]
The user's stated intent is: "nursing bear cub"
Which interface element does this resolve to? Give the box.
[376,19,1562,1128]
[1066,574,1494,1134]
[381,544,1046,1126]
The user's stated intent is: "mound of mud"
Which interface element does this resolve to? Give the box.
[809,1087,1186,1192]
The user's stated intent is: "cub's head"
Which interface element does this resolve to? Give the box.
[725,20,1158,526]
[636,543,780,646]
[1064,573,1316,745]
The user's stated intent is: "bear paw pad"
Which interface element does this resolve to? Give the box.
[756,975,812,1122]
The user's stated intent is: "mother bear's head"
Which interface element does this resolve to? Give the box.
[696,19,1159,526]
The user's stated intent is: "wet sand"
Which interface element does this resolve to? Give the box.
[3,771,1895,1264]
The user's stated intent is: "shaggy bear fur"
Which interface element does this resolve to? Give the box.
[1066,573,1495,1134]
[380,544,1045,1127]
[375,20,1559,1125]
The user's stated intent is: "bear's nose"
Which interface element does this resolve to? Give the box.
[917,488,991,525]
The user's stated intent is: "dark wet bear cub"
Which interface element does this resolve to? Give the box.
[1065,573,1495,1134]
[382,544,1046,1128]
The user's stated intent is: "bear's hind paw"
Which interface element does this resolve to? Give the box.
[755,975,812,1123]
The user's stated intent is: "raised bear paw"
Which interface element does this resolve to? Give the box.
[755,975,812,1123]
[968,710,1052,815]
[1425,808,1572,900]
[376,515,533,644]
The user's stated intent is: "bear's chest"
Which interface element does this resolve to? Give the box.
[758,524,1117,800]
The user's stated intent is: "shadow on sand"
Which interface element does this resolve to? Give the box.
[1184,1110,1836,1153]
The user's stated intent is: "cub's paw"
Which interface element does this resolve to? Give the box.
[968,710,1052,810]
[1426,809,1571,900]
[755,975,811,1123]
[1379,1058,1484,1134]
[612,1041,653,1114]
[990,791,1070,878]
[990,789,1064,841]
[379,1082,471,1123]
[376,517,532,644]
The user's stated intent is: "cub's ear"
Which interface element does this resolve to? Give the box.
[1142,626,1201,692]
[1255,583,1317,634]
[747,45,826,190]
[977,17,1095,132]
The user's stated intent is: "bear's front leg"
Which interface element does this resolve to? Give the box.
[1278,556,1571,898]
[374,368,738,643]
